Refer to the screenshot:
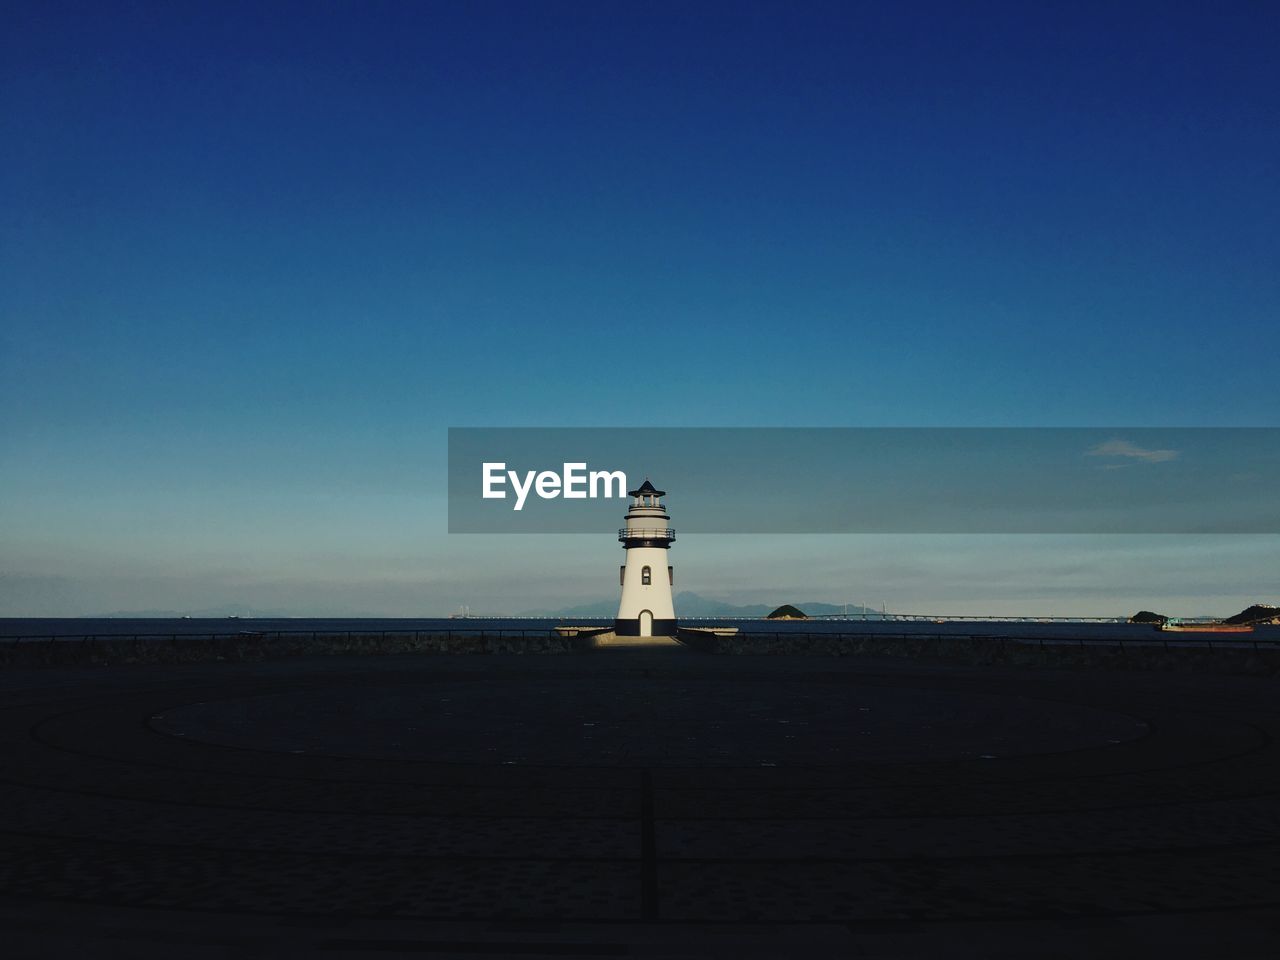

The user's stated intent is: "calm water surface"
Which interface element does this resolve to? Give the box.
[3,617,1277,642]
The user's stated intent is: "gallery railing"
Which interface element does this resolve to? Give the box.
[617,527,676,541]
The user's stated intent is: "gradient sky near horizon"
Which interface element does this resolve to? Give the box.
[2,1,1278,617]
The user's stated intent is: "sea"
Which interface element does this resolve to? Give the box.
[2,617,1277,645]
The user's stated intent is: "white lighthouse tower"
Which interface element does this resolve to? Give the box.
[615,479,677,637]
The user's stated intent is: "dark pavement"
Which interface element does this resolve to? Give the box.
[2,648,1278,957]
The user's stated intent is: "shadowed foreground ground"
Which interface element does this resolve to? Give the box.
[2,649,1278,957]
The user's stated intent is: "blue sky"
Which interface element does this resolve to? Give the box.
[2,1,1277,616]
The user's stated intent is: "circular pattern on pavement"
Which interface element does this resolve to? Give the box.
[150,676,1150,766]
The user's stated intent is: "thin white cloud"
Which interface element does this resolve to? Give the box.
[1086,438,1179,464]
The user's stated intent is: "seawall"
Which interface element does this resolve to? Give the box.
[3,626,1277,675]
[0,631,585,667]
[677,627,1280,676]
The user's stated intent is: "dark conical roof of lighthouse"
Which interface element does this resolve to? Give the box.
[628,478,665,497]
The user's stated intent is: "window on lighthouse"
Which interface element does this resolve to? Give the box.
[642,566,652,585]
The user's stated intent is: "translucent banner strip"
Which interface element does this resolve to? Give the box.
[448,428,1280,534]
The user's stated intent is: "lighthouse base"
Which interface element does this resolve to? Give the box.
[587,631,682,649]
[614,618,679,638]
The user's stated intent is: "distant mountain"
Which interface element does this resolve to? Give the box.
[533,598,618,619]
[522,592,882,620]
[674,593,881,618]
[85,605,295,619]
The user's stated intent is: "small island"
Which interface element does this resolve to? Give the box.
[1128,610,1168,624]
[766,604,808,620]
[1224,603,1280,625]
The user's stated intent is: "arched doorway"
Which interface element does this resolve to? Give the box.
[639,610,653,637]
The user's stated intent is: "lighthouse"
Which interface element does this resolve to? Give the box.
[615,479,677,637]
